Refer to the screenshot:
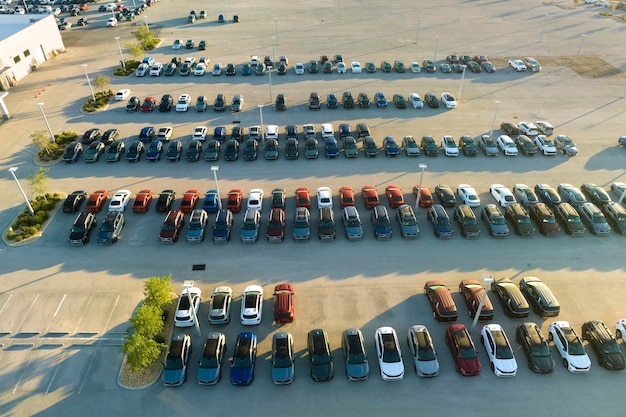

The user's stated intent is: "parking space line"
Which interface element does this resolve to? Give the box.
[16,294,39,333]
[44,294,67,335]
[101,295,120,336]
[78,351,97,394]
[72,295,92,335]
[11,351,34,394]
[44,353,68,395]
[0,294,12,317]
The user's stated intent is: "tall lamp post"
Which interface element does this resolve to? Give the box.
[115,36,125,69]
[433,35,440,62]
[574,33,586,65]
[144,15,149,30]
[458,65,467,100]
[540,14,549,43]
[489,100,501,138]
[274,16,278,44]
[258,105,265,144]
[81,64,95,103]
[414,164,427,211]
[37,102,55,142]
[8,167,34,216]
[210,166,220,199]
[470,275,494,332]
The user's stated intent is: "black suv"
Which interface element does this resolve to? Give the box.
[318,207,336,241]
[308,329,334,382]
[358,92,370,108]
[454,204,480,238]
[275,93,286,111]
[458,135,477,156]
[159,94,173,112]
[243,139,258,161]
[156,190,176,212]
[581,320,625,371]
[505,203,535,237]
[516,322,555,374]
[214,93,226,111]
[63,190,87,213]
[342,91,355,108]
[490,278,530,318]
[427,204,453,239]
[271,188,286,209]
[68,212,97,245]
[519,276,560,317]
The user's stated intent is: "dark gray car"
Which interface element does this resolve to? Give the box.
[342,329,369,381]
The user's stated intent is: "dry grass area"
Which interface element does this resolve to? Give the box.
[118,296,177,389]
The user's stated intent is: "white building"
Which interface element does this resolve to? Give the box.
[0,14,65,91]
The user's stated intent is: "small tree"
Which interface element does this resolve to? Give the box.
[31,130,52,155]
[129,303,164,339]
[122,333,166,371]
[125,42,144,60]
[132,24,151,44]
[143,274,174,312]
[95,74,110,92]
[28,167,49,199]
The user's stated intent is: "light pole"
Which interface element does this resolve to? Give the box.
[540,14,549,43]
[470,275,494,332]
[433,35,440,62]
[183,281,201,337]
[81,64,95,103]
[415,17,420,45]
[115,37,125,69]
[271,37,276,66]
[210,166,220,199]
[8,167,35,217]
[414,164,427,211]
[458,65,467,100]
[37,102,55,143]
[274,16,278,44]
[258,105,265,144]
[574,33,586,65]
[144,15,149,31]
[489,100,501,138]
[619,187,626,205]
[223,0,227,23]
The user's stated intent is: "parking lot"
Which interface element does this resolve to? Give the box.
[1,1,626,416]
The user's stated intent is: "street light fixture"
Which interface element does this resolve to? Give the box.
[81,64,96,104]
[414,164,427,211]
[470,275,494,332]
[144,15,149,31]
[8,167,35,217]
[258,105,265,144]
[37,102,55,143]
[274,16,278,44]
[574,33,586,65]
[433,35,440,62]
[458,65,467,100]
[489,100,501,138]
[114,36,125,69]
[210,166,220,199]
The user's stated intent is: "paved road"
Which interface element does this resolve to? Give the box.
[0,1,625,416]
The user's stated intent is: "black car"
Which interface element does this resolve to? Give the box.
[243,139,258,161]
[275,93,286,111]
[285,138,299,159]
[358,92,370,108]
[505,203,535,237]
[308,329,333,382]
[163,334,192,387]
[159,94,173,112]
[326,93,338,109]
[581,320,625,371]
[434,184,456,207]
[164,63,177,76]
[156,190,176,212]
[581,183,612,207]
[81,128,102,145]
[63,141,83,163]
[126,140,144,162]
[231,126,244,142]
[125,96,140,112]
[512,135,536,156]
[519,276,560,317]
[491,278,530,318]
[214,94,226,111]
[342,92,355,109]
[226,63,236,75]
[185,141,202,162]
[603,202,626,234]
[500,122,521,136]
[516,322,555,374]
[277,63,287,75]
[424,93,439,108]
[458,135,477,156]
[453,204,480,239]
[68,211,97,246]
[63,191,87,213]
[224,139,240,161]
[427,204,453,239]
[166,140,183,161]
[101,129,120,145]
[363,136,378,158]
[420,135,439,156]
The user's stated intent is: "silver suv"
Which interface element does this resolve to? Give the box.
[578,202,610,236]
[342,206,363,240]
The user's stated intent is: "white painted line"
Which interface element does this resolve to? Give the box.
[16,294,39,332]
[72,295,92,335]
[101,295,120,338]
[78,351,97,394]
[52,294,66,318]
[0,294,13,316]
[12,352,35,394]
[45,357,64,394]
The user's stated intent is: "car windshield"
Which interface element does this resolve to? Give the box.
[381,334,400,362]
[188,221,202,230]
[233,341,252,368]
[402,218,416,226]
[162,223,176,231]
[71,225,85,233]
[492,216,505,225]
[100,223,114,232]
[493,332,513,359]
[199,339,219,368]
[311,336,330,364]
[602,342,621,354]
[375,217,390,227]
[273,339,292,368]
[178,295,191,310]
[563,328,585,355]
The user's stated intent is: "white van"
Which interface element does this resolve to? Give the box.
[265,125,278,140]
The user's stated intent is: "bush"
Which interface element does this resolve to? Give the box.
[121,333,166,372]
[5,194,61,243]
[129,303,164,339]
[143,275,174,312]
[82,90,114,113]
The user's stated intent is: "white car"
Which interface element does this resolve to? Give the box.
[441,92,457,109]
[174,286,202,327]
[149,63,163,76]
[616,319,626,340]
[193,63,206,76]
[351,62,362,73]
[250,55,259,66]
[108,190,131,212]
[406,325,439,377]
[303,124,316,138]
[208,286,232,325]
[535,135,557,156]
[172,39,182,50]
[490,184,517,207]
[184,57,196,66]
[316,187,333,209]
[321,123,334,139]
[374,327,404,381]
[337,62,347,74]
[135,63,149,77]
[212,62,222,76]
[175,94,191,111]
[457,184,480,207]
[497,135,518,156]
[481,324,517,377]
[611,182,626,198]
[156,127,173,142]
[114,89,131,101]
[240,285,263,325]
[408,93,424,109]
[247,189,264,210]
[518,121,538,136]
[441,136,459,156]
[265,125,279,140]
[410,62,421,73]
[106,17,117,27]
[294,63,305,75]
[508,59,526,71]
[548,321,591,373]
[192,126,207,141]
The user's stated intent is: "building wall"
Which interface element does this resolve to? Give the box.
[0,14,65,85]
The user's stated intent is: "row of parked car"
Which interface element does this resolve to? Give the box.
[63,181,626,246]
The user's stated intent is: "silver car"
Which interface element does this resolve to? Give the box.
[407,325,439,377]
[208,286,232,325]
[342,206,363,240]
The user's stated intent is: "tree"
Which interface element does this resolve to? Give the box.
[129,303,164,339]
[28,167,49,198]
[143,274,174,312]
[95,74,110,92]
[121,333,166,371]
[124,42,143,60]
[31,130,52,155]
[132,24,151,44]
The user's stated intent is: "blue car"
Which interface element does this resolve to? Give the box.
[374,92,387,108]
[230,332,257,386]
[213,126,227,142]
[203,190,221,213]
[145,140,163,161]
[325,137,339,158]
[619,136,626,147]
[383,136,400,157]
[138,126,155,142]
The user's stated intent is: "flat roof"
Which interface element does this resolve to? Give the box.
[0,15,50,40]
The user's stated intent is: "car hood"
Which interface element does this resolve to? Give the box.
[531,355,555,373]
[69,231,86,240]
[416,359,440,376]
[346,226,363,236]
[293,227,310,237]
[209,308,226,320]
[272,365,294,383]
[176,307,193,320]
[459,357,481,375]
[311,362,333,380]
[241,229,257,238]
[567,353,591,370]
[163,368,184,385]
[186,229,203,238]
[380,361,404,379]
[160,230,176,238]
[401,225,419,235]
[213,229,229,238]
[230,366,254,384]
[197,365,220,384]
[346,362,369,380]
[97,231,113,240]
[494,358,517,374]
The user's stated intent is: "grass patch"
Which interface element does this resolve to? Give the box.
[37,131,79,162]
[5,193,62,243]
[82,90,114,113]
[113,60,141,77]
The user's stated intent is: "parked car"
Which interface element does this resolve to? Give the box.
[374,327,404,381]
[548,321,591,373]
[196,332,226,385]
[402,136,421,156]
[529,203,561,236]
[420,135,439,156]
[424,280,458,322]
[318,207,336,241]
[230,332,258,385]
[163,334,192,387]
[240,209,261,243]
[505,203,535,237]
[185,209,208,243]
[481,204,509,237]
[342,329,369,381]
[446,324,481,376]
[126,141,144,162]
[63,190,87,213]
[427,204,453,238]
[85,190,108,213]
[68,212,97,246]
[519,276,560,317]
[97,211,124,244]
[159,210,185,243]
[459,279,494,320]
[271,332,295,385]
[516,322,555,374]
[603,201,626,234]
[491,278,530,318]
[481,324,517,377]
[208,286,232,325]
[577,202,611,235]
[581,320,625,371]
[174,285,201,326]
[342,206,364,240]
[406,325,439,377]
[454,204,480,239]
[155,190,176,213]
[308,329,333,381]
[105,141,125,162]
[396,204,419,239]
[240,285,263,325]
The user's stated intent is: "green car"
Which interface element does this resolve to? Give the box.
[380,61,392,72]
[204,140,220,161]
[198,40,207,50]
[467,60,481,73]
[366,62,376,73]
[323,62,333,73]
[308,60,319,73]
[304,138,319,159]
[327,93,338,109]
[343,136,359,158]
[394,61,405,73]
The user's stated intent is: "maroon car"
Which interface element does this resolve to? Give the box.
[266,208,285,242]
[273,284,295,323]
[446,324,481,376]
[424,280,458,322]
[459,279,494,320]
[159,210,185,243]
[529,203,561,236]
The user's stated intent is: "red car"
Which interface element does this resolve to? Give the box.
[446,324,481,376]
[85,190,108,212]
[141,96,156,112]
[385,185,404,208]
[338,186,355,208]
[273,283,295,323]
[361,185,379,209]
[459,279,494,320]
[295,187,311,209]
[159,210,185,243]
[179,189,200,213]
[132,189,153,213]
[266,208,285,242]
[226,189,243,213]
[413,185,433,208]
[424,280,458,322]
